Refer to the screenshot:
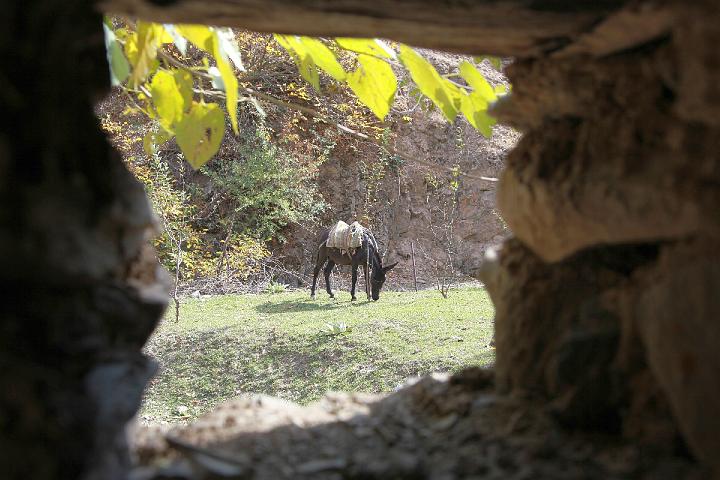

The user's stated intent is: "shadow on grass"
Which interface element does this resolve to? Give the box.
[142,323,487,423]
[254,298,368,314]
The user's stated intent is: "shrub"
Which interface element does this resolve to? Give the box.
[203,127,327,243]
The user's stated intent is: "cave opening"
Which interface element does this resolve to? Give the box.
[1,1,719,479]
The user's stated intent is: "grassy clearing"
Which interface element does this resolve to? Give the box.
[141,286,495,423]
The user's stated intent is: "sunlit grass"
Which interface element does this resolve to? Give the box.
[141,286,495,423]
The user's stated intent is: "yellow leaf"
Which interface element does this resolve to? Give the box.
[460,92,495,138]
[298,37,345,81]
[149,70,190,129]
[335,38,395,59]
[157,25,174,44]
[175,102,225,169]
[346,54,396,120]
[128,22,161,88]
[173,70,193,106]
[274,34,320,91]
[124,31,139,65]
[176,24,214,53]
[398,45,458,122]
[143,128,173,155]
[459,61,497,103]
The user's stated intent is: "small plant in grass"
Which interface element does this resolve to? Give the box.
[264,281,289,294]
[173,404,191,419]
[322,321,352,337]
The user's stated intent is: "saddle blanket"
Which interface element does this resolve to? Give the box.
[326,221,364,250]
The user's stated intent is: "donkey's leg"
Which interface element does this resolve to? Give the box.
[324,260,336,298]
[311,248,326,299]
[362,263,370,300]
[350,264,358,301]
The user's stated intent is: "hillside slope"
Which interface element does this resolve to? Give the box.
[98,31,519,289]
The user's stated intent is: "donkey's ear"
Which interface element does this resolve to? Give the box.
[383,262,399,272]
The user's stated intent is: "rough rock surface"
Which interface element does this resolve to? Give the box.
[482,1,720,472]
[496,45,720,262]
[474,236,701,454]
[131,369,704,480]
[477,239,669,431]
[477,235,720,473]
[632,239,720,470]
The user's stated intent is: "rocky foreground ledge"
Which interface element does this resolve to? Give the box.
[130,368,704,480]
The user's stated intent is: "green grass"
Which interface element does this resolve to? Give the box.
[141,286,495,423]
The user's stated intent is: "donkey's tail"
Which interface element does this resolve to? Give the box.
[313,228,330,265]
[314,239,325,267]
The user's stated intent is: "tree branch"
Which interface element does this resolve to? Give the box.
[156,43,499,183]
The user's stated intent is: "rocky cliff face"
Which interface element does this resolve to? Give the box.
[279,56,518,289]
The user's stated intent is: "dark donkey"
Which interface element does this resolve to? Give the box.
[311,227,398,301]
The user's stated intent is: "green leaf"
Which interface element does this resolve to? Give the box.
[460,92,495,138]
[335,38,395,59]
[128,22,161,88]
[298,37,345,81]
[109,42,130,84]
[175,102,225,169]
[459,61,496,103]
[211,32,240,135]
[398,45,458,122]
[149,69,192,129]
[347,54,397,120]
[408,86,423,103]
[103,24,130,86]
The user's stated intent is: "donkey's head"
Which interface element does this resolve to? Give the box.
[370,261,398,301]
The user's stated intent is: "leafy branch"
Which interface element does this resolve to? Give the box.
[103,19,508,171]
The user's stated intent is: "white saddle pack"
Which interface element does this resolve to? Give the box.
[326,220,364,254]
